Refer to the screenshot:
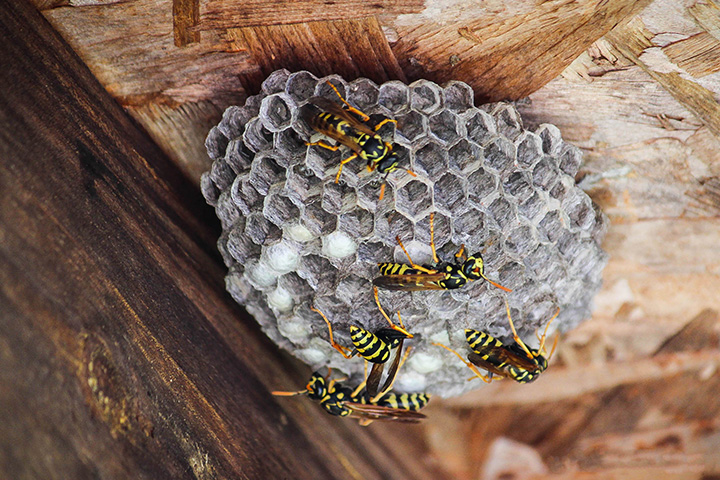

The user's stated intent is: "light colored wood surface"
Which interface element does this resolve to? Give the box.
[31,0,720,477]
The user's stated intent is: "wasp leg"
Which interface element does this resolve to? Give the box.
[370,346,412,403]
[327,375,348,393]
[351,372,368,398]
[312,307,354,359]
[504,297,536,360]
[373,118,398,131]
[432,342,493,383]
[325,81,370,121]
[306,140,340,151]
[373,286,413,338]
[395,236,437,274]
[428,212,441,264]
[454,243,467,263]
[334,153,359,183]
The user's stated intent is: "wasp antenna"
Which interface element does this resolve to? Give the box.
[539,307,560,355]
[272,389,307,397]
[481,273,513,292]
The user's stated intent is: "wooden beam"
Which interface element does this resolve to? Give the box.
[233,16,406,95]
[0,3,446,479]
[200,0,423,29]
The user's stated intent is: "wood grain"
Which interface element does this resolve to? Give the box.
[663,32,720,78]
[606,18,720,139]
[390,0,655,102]
[232,16,406,95]
[0,4,447,479]
[200,0,423,29]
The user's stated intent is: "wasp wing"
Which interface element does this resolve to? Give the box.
[365,362,384,400]
[300,103,364,155]
[466,352,514,379]
[346,402,426,422]
[378,337,405,395]
[372,273,448,291]
[308,97,378,136]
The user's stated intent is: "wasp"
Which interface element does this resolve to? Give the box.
[312,286,411,399]
[373,212,512,292]
[434,298,559,383]
[302,81,414,200]
[272,370,429,424]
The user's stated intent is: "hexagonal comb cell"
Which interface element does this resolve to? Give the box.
[394,110,426,145]
[428,111,461,145]
[414,141,449,181]
[202,71,608,399]
[433,172,467,216]
[259,93,294,132]
[443,81,474,113]
[448,139,480,173]
[395,180,432,219]
[410,80,443,115]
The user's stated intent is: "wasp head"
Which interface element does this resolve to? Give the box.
[462,255,485,280]
[306,372,328,400]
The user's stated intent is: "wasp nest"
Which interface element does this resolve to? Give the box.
[201,70,608,398]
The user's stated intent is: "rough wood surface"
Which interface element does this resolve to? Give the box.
[0,4,447,479]
[390,0,655,102]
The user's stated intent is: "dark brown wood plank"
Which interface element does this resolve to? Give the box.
[200,0,423,29]
[233,16,407,95]
[0,3,446,479]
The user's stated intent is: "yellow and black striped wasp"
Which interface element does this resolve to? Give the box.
[302,81,414,199]
[373,212,512,292]
[434,298,559,383]
[312,286,411,399]
[272,370,429,424]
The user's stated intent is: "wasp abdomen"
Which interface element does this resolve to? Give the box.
[350,326,391,363]
[378,393,430,411]
[465,329,503,352]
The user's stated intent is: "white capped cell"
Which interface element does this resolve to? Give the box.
[267,287,293,312]
[265,242,300,274]
[298,348,326,364]
[408,352,444,374]
[394,371,427,392]
[248,261,278,287]
[286,223,314,242]
[321,231,357,258]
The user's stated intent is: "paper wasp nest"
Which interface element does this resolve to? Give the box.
[202,70,608,398]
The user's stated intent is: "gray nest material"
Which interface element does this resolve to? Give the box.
[201,70,608,398]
